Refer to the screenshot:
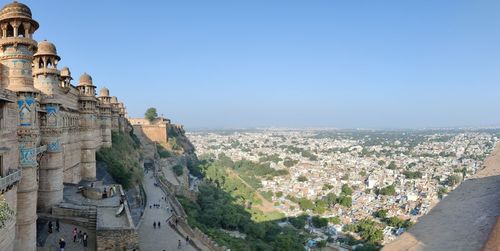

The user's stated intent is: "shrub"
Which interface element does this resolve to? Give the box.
[172,165,184,176]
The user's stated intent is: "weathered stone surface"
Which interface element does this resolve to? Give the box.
[0,1,129,250]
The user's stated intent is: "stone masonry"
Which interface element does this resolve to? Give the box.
[0,2,128,250]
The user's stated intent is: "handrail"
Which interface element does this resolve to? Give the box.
[0,169,22,191]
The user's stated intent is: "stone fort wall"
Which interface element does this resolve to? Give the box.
[0,1,130,250]
[129,117,170,145]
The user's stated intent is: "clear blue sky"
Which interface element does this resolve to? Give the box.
[21,0,500,129]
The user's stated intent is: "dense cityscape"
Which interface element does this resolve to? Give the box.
[188,129,499,246]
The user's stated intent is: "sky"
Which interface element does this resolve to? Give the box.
[19,0,500,129]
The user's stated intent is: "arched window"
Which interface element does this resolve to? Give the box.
[18,23,25,37]
[6,24,13,37]
[46,58,52,68]
[38,58,44,68]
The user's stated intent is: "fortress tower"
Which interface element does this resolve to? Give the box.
[33,40,63,212]
[110,96,120,131]
[0,1,40,250]
[77,73,98,181]
[98,87,112,147]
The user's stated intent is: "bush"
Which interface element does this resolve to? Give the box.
[376,184,396,196]
[96,132,143,188]
[312,216,328,228]
[157,144,173,158]
[0,196,14,228]
[172,165,184,176]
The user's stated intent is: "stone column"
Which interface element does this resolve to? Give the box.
[80,113,96,180]
[38,104,63,212]
[15,93,39,251]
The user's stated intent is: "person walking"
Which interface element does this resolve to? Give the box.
[178,239,182,249]
[48,221,53,234]
[158,221,161,228]
[83,232,88,247]
[56,219,60,232]
[78,230,83,243]
[72,227,78,242]
[185,235,190,245]
[59,238,66,251]
[153,222,156,229]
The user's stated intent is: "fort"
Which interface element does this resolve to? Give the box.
[0,1,129,250]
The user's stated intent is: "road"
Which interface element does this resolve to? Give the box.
[138,171,197,251]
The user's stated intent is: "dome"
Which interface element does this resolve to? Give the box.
[0,1,39,30]
[0,1,32,19]
[60,66,72,79]
[110,96,118,103]
[34,40,60,59]
[79,72,93,86]
[99,87,110,97]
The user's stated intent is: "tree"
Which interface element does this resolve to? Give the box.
[374,209,387,219]
[337,196,352,208]
[403,171,422,179]
[289,215,307,229]
[437,187,448,198]
[328,216,341,224]
[378,160,386,166]
[325,193,337,208]
[341,184,353,196]
[447,174,462,186]
[322,183,333,190]
[298,198,314,211]
[386,161,397,170]
[312,216,328,228]
[145,107,158,122]
[314,199,327,214]
[297,175,308,182]
[376,184,396,196]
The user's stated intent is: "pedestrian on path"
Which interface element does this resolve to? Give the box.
[78,230,83,243]
[56,219,60,232]
[158,221,161,228]
[154,222,156,229]
[72,228,78,242]
[59,238,66,251]
[48,221,53,234]
[83,232,88,247]
[178,239,182,249]
[185,235,190,245]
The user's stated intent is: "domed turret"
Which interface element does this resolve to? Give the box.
[110,96,118,103]
[34,40,60,60]
[79,72,94,86]
[60,66,72,79]
[0,1,32,19]
[99,87,110,97]
[0,1,39,33]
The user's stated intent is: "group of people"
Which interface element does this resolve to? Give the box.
[72,227,89,247]
[153,221,162,229]
[150,203,161,209]
[55,225,88,250]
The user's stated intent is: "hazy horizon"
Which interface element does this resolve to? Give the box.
[24,0,500,128]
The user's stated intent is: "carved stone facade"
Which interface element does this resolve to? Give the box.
[0,2,128,250]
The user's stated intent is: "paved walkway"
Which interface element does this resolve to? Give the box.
[38,222,95,251]
[139,172,197,251]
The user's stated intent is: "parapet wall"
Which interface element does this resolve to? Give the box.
[96,229,138,251]
[129,118,169,145]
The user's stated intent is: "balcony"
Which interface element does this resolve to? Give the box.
[0,169,22,193]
